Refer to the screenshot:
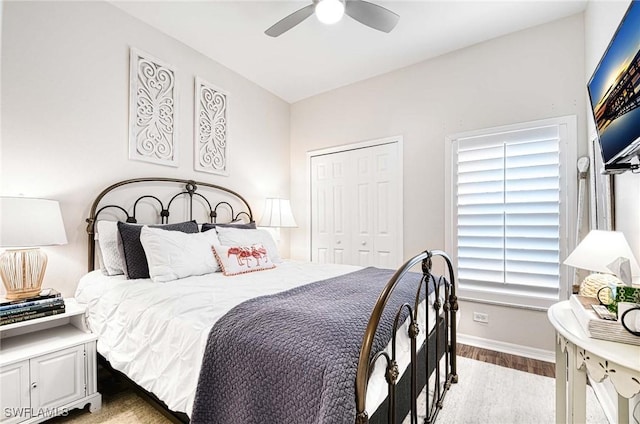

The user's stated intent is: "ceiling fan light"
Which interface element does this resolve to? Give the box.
[315,0,345,25]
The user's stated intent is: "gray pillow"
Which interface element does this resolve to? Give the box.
[201,221,256,232]
[117,220,199,280]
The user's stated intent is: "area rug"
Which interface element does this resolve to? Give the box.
[55,356,608,423]
[412,356,608,424]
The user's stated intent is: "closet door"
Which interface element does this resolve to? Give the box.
[311,150,352,264]
[311,141,401,268]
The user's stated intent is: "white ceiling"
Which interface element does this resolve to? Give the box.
[112,0,587,103]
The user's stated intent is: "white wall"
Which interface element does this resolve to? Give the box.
[290,15,586,352]
[1,1,291,297]
[584,0,640,264]
[584,1,640,420]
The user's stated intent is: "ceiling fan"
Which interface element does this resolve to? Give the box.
[265,0,399,37]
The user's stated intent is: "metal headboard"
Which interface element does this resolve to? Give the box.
[85,177,254,271]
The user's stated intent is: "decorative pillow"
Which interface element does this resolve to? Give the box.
[117,220,199,280]
[96,221,125,276]
[215,227,282,263]
[212,243,275,276]
[140,226,221,282]
[201,221,256,232]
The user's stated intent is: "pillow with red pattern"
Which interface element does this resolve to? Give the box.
[212,243,276,276]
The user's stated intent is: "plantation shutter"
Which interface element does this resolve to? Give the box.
[455,124,561,300]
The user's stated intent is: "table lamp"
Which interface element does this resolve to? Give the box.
[259,198,297,228]
[0,197,68,300]
[563,230,640,297]
[258,198,297,243]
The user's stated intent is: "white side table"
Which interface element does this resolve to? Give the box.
[0,298,101,423]
[548,301,640,424]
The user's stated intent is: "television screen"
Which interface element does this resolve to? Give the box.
[587,0,640,170]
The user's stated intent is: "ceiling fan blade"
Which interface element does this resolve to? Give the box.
[344,0,399,33]
[265,4,316,37]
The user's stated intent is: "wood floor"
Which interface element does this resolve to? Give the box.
[457,343,555,378]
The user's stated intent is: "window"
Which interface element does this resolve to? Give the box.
[445,116,576,309]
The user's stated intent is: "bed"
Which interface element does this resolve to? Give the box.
[78,177,458,424]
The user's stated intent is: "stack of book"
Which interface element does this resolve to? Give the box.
[0,289,66,326]
[569,294,640,346]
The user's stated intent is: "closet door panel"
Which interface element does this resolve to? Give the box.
[331,156,351,264]
[311,152,352,264]
[311,158,332,263]
[372,144,400,268]
[352,148,374,267]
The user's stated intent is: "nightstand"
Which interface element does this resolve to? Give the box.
[548,301,640,424]
[0,298,101,423]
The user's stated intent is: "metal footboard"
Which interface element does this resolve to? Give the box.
[355,250,458,424]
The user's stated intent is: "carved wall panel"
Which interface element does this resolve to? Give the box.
[129,48,178,166]
[194,77,228,175]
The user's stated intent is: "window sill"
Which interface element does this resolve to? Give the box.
[458,285,562,311]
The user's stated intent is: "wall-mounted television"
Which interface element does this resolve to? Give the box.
[587,0,640,174]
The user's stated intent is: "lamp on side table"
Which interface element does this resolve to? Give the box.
[563,230,640,297]
[258,198,298,244]
[0,197,67,300]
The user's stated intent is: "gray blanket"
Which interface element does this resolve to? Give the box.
[191,267,434,424]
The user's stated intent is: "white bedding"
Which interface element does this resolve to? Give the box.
[75,261,436,417]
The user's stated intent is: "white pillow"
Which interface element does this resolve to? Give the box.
[96,221,125,276]
[140,225,221,282]
[215,227,282,263]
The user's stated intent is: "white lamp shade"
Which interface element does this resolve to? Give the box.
[258,198,297,228]
[564,230,640,277]
[0,197,68,247]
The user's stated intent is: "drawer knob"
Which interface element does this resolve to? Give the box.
[31,382,37,390]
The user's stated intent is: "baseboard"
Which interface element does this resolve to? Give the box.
[457,333,555,363]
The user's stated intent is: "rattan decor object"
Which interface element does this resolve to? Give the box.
[578,273,623,300]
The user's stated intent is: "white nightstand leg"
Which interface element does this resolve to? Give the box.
[556,337,568,424]
[567,344,586,424]
[88,393,102,413]
[617,394,629,424]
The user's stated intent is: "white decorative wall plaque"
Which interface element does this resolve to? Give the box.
[194,77,228,175]
[129,48,178,166]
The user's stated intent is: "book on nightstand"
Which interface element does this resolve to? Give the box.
[0,288,62,307]
[569,294,640,346]
[0,289,65,326]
